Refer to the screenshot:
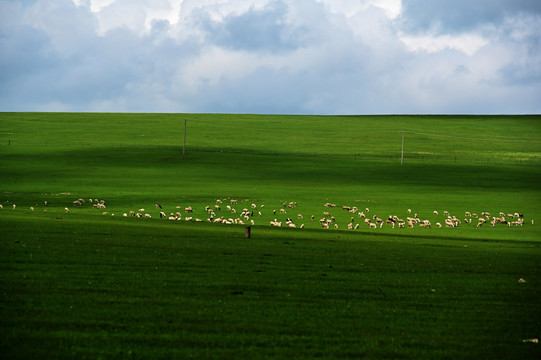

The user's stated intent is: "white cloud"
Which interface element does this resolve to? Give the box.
[1,0,540,114]
[399,32,489,56]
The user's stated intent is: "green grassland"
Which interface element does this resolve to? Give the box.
[1,112,541,359]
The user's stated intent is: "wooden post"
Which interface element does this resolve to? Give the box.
[183,120,186,155]
[245,226,251,239]
[401,129,405,165]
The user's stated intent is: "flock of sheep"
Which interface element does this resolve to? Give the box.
[2,197,532,232]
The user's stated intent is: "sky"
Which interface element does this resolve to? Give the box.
[1,0,540,114]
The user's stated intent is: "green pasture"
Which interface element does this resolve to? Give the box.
[1,112,541,359]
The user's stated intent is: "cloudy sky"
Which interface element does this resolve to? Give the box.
[1,0,540,114]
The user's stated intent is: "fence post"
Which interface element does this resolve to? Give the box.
[183,119,186,155]
[401,129,405,165]
[245,226,251,239]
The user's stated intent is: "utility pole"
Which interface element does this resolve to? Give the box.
[401,129,405,165]
[183,119,186,155]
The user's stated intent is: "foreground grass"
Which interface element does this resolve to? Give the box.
[1,113,540,358]
[1,212,540,359]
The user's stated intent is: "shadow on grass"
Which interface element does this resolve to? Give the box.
[3,145,541,191]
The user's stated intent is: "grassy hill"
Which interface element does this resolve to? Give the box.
[1,112,540,359]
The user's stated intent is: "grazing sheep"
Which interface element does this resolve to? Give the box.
[231,199,238,205]
[155,203,162,209]
[12,204,16,209]
[30,207,34,211]
[369,223,377,229]
[433,211,438,215]
[354,224,360,230]
[436,222,442,228]
[185,206,193,213]
[65,207,69,213]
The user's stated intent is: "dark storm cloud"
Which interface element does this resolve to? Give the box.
[196,1,307,53]
[400,0,541,33]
